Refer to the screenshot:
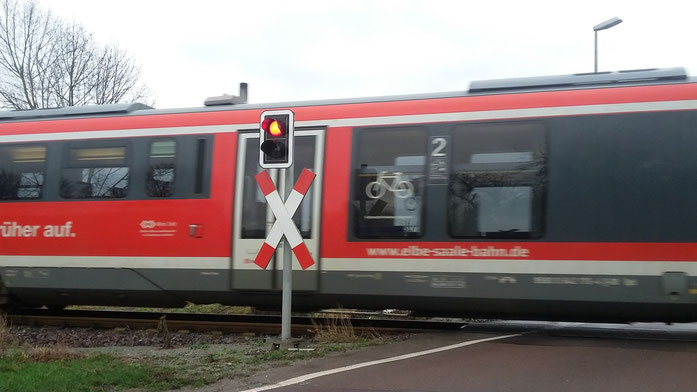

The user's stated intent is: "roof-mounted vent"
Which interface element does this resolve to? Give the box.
[0,102,153,122]
[204,83,248,106]
[469,67,688,93]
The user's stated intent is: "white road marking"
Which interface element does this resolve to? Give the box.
[239,333,520,392]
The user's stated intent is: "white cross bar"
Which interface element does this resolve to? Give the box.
[254,169,316,270]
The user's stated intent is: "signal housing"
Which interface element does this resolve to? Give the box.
[259,110,294,169]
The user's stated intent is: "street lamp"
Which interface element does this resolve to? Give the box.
[594,17,623,73]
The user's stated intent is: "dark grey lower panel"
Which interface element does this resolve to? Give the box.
[2,267,696,321]
[0,267,229,291]
[320,270,697,304]
[0,267,229,308]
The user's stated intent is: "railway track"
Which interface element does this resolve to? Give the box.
[6,309,697,343]
[5,308,468,336]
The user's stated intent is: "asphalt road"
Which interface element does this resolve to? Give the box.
[244,324,697,392]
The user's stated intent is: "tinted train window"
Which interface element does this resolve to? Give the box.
[291,136,316,238]
[146,139,176,197]
[352,127,427,238]
[449,122,546,238]
[0,144,46,200]
[240,138,266,238]
[61,145,129,199]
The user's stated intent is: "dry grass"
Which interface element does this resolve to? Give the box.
[21,344,83,362]
[0,314,16,351]
[158,315,172,349]
[1,314,84,362]
[311,313,379,343]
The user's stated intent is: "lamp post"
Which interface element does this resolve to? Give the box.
[594,17,623,73]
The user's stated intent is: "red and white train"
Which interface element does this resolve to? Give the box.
[2,67,697,321]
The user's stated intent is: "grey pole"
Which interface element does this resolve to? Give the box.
[281,165,294,342]
[593,17,623,73]
[594,31,598,73]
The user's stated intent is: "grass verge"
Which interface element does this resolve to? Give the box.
[0,313,396,392]
[0,352,149,392]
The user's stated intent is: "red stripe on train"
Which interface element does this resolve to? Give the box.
[1,83,696,136]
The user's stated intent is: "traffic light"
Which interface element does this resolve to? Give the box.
[259,110,294,169]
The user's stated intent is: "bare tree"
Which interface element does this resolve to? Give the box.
[0,0,55,109]
[0,0,150,109]
[49,21,97,107]
[91,43,149,105]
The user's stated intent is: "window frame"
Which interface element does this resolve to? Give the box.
[0,143,48,201]
[59,140,132,200]
[447,120,547,239]
[146,138,177,198]
[350,125,429,240]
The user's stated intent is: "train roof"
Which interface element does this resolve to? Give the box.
[0,67,693,123]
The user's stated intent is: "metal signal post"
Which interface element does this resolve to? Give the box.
[256,109,316,343]
[254,167,316,341]
[281,166,293,341]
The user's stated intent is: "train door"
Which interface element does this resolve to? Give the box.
[232,129,324,291]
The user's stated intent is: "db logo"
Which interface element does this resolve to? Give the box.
[140,220,156,229]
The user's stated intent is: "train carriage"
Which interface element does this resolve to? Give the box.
[1,67,697,321]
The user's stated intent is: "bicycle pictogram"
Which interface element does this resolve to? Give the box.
[365,171,414,199]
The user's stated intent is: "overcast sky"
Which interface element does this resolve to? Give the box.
[45,0,697,109]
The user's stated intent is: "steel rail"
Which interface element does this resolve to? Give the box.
[5,309,467,335]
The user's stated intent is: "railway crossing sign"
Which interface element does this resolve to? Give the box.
[254,168,316,270]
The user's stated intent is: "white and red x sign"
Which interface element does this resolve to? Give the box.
[254,168,316,270]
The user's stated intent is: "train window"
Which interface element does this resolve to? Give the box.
[0,144,46,200]
[241,136,316,239]
[146,139,176,197]
[241,138,266,238]
[291,136,315,238]
[60,145,129,199]
[352,127,427,238]
[448,121,546,239]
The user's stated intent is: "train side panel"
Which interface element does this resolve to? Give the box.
[2,78,697,320]
[317,85,697,321]
[0,118,240,307]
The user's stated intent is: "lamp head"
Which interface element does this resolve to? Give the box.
[594,17,623,31]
